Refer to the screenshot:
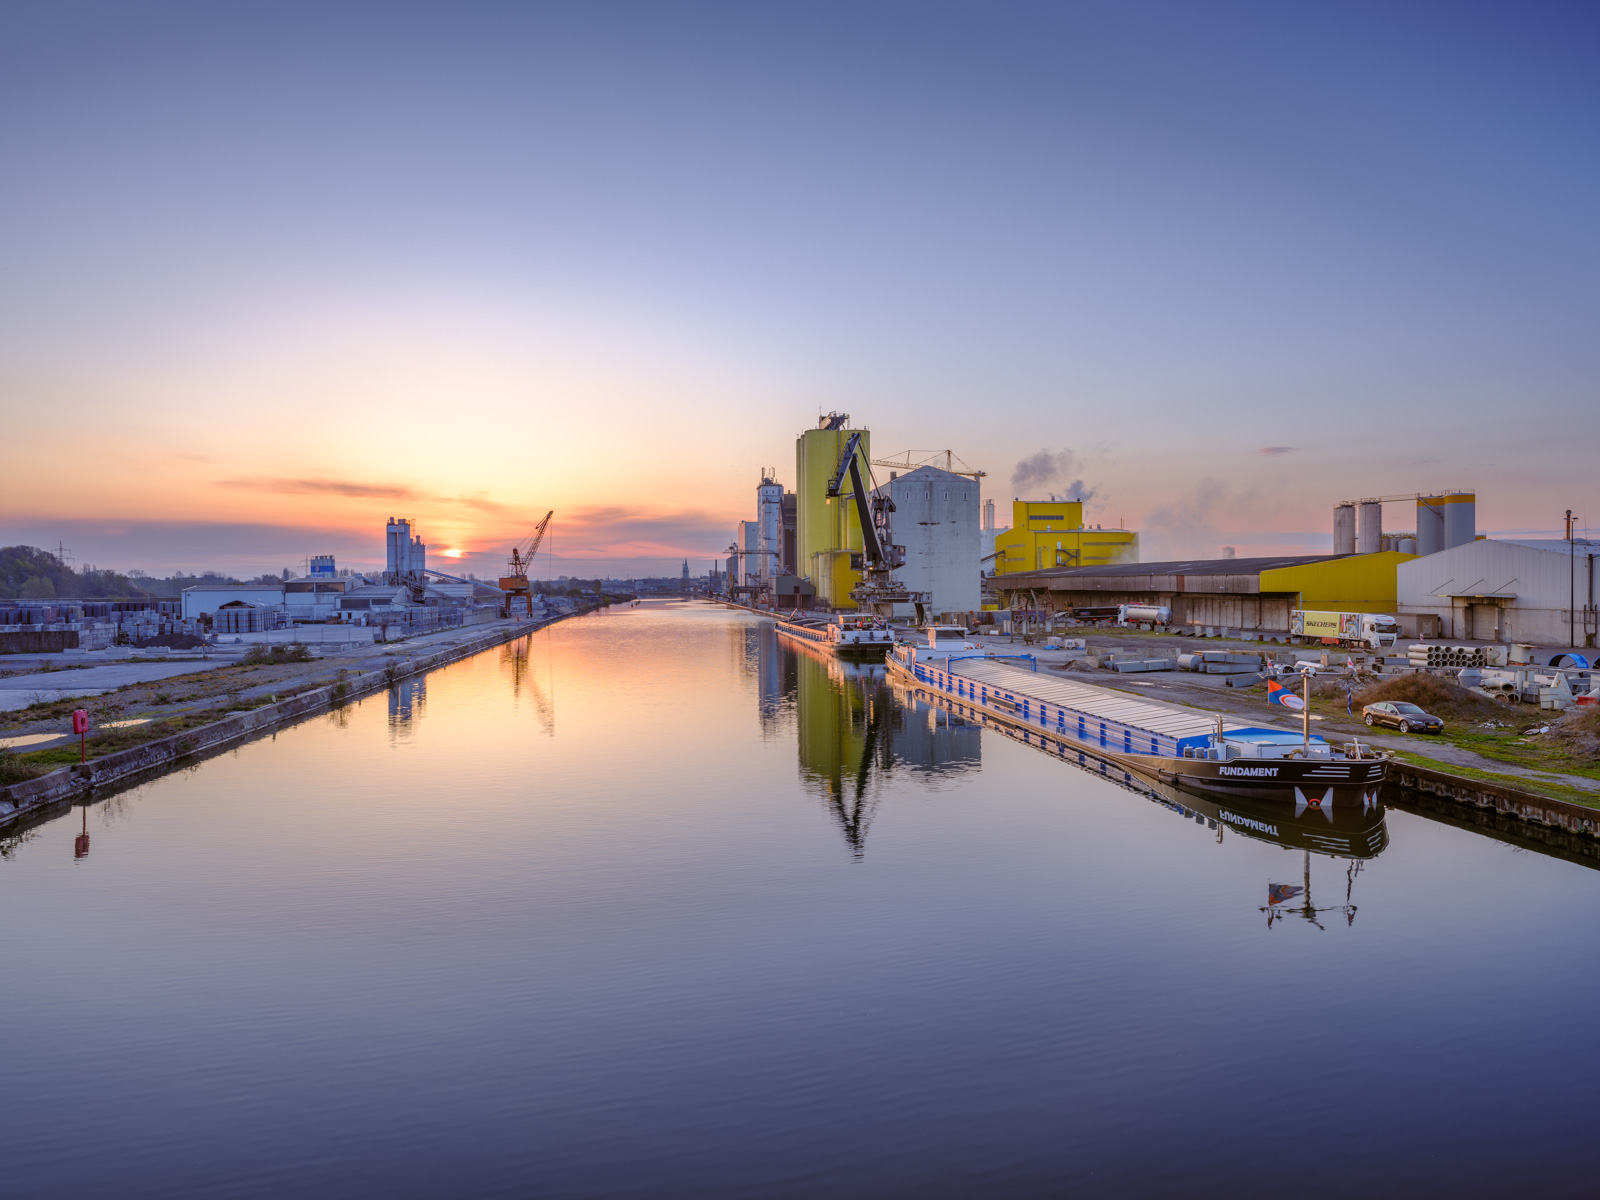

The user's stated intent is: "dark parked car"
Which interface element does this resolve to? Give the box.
[1363,701,1444,734]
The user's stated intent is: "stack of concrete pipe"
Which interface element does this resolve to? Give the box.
[1408,643,1493,669]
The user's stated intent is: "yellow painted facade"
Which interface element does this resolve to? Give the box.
[795,423,872,609]
[1259,550,1416,614]
[993,500,1138,574]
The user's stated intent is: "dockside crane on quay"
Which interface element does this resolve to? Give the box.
[827,433,929,625]
[500,510,553,616]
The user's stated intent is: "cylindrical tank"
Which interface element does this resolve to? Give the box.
[1443,492,1475,549]
[1416,496,1445,556]
[1119,604,1170,625]
[1356,501,1382,555]
[1398,538,1417,556]
[1333,504,1356,555]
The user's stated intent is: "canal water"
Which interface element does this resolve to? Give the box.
[3,602,1596,1197]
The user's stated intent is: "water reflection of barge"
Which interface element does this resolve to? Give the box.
[888,645,1387,808]
[891,672,1387,859]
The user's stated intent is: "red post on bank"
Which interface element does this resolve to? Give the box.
[72,708,89,763]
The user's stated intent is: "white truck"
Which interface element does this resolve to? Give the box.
[1290,609,1399,650]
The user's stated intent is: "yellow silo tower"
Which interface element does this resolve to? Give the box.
[795,413,872,610]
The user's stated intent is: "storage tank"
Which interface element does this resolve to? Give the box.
[1333,504,1356,555]
[1443,491,1475,549]
[1119,604,1170,625]
[1415,496,1446,556]
[1356,501,1382,555]
[1397,538,1417,555]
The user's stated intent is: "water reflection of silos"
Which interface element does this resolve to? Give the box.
[890,702,981,780]
[755,622,786,727]
[794,650,887,856]
[388,675,427,730]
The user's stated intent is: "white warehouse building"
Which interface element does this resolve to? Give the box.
[873,465,980,618]
[1397,538,1599,646]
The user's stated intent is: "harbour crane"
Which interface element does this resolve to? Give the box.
[869,449,986,480]
[500,510,553,616]
[827,432,928,624]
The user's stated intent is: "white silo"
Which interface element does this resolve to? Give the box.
[1416,496,1446,556]
[1356,501,1382,555]
[386,518,411,579]
[756,472,783,581]
[1333,504,1357,555]
[1443,491,1475,549]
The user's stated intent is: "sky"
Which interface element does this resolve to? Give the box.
[1,0,1595,579]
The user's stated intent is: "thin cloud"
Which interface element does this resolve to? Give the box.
[1257,446,1295,456]
[218,477,418,500]
[216,478,509,514]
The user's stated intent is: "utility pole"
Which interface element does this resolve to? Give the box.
[1567,509,1576,647]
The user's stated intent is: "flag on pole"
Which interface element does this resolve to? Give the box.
[1267,679,1305,710]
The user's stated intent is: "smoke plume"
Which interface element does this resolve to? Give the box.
[1011,448,1100,502]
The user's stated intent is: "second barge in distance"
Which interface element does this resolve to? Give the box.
[887,644,1387,806]
[774,615,895,659]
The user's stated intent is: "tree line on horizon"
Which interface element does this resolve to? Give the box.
[0,546,293,602]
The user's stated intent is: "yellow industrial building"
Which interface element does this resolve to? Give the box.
[795,414,873,610]
[993,500,1139,575]
[1258,550,1415,614]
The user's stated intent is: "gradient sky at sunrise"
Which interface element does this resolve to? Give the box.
[2,1,1595,578]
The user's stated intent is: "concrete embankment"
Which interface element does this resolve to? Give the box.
[1388,760,1600,838]
[0,609,590,828]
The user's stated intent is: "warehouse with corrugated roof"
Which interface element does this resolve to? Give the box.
[989,551,1415,633]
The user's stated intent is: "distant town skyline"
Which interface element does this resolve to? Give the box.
[3,2,1594,578]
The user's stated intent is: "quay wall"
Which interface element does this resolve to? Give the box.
[1389,760,1600,838]
[0,608,597,828]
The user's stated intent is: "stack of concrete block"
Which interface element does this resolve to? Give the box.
[1114,657,1177,673]
[1180,650,1261,674]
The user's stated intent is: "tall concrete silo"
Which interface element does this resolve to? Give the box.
[1443,491,1475,549]
[756,472,783,582]
[1356,501,1382,555]
[1416,496,1446,556]
[1333,504,1357,555]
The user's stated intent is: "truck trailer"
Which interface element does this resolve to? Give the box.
[1290,609,1399,650]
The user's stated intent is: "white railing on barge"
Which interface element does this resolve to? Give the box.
[891,645,1244,759]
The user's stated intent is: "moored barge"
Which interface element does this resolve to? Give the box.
[888,644,1387,806]
[775,616,895,659]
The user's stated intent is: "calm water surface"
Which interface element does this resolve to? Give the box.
[3,603,1596,1197]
